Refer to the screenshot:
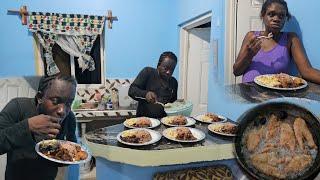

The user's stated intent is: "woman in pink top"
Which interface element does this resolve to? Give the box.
[233,0,320,84]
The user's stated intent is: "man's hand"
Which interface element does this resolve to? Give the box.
[145,91,157,103]
[28,115,61,138]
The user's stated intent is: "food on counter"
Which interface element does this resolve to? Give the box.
[78,102,98,109]
[120,129,152,144]
[163,115,187,125]
[209,122,237,135]
[242,113,318,179]
[167,127,196,141]
[125,117,152,128]
[39,140,88,162]
[255,73,306,88]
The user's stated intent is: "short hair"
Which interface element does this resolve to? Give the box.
[260,0,291,20]
[37,75,77,93]
[157,51,177,67]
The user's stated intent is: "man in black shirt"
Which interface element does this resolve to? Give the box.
[0,75,77,180]
[129,51,178,118]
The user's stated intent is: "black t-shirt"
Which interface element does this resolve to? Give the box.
[128,67,178,118]
[0,97,77,180]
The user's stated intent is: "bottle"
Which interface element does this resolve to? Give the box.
[111,89,119,109]
[106,99,113,110]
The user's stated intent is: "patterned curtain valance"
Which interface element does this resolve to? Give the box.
[28,12,105,36]
[27,11,106,76]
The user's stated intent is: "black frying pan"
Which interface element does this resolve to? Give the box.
[234,101,320,179]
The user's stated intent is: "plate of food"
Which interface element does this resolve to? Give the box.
[117,128,162,146]
[162,127,205,143]
[208,122,238,137]
[161,115,196,127]
[194,113,227,123]
[254,73,307,90]
[123,117,160,129]
[35,139,91,164]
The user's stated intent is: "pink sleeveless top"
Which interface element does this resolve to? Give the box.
[242,32,290,82]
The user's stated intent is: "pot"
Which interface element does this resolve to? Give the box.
[234,101,320,179]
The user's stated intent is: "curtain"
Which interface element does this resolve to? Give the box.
[28,12,105,76]
[55,35,96,72]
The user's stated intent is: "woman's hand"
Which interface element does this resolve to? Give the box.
[28,115,61,138]
[145,91,157,103]
[246,37,262,58]
[233,32,262,76]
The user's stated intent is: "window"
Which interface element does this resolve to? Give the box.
[33,32,105,86]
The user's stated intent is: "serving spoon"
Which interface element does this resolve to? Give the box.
[135,96,165,106]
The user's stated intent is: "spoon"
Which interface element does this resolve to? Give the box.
[135,96,165,106]
[257,32,273,39]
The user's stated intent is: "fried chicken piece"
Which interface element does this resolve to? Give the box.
[251,159,285,179]
[293,117,317,150]
[275,73,294,88]
[293,77,305,87]
[266,114,280,141]
[280,122,296,151]
[260,143,277,153]
[284,154,312,174]
[75,151,88,161]
[247,127,264,152]
[251,152,289,166]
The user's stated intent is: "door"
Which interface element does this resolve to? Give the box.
[186,27,211,116]
[235,0,265,83]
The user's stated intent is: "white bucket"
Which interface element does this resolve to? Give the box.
[118,84,132,107]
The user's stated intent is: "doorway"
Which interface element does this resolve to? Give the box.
[179,13,212,116]
[224,0,265,84]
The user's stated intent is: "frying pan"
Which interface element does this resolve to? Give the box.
[234,101,320,179]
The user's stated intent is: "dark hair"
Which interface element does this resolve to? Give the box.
[261,0,291,20]
[37,75,77,93]
[157,51,177,67]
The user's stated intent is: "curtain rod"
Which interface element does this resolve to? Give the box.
[7,5,118,29]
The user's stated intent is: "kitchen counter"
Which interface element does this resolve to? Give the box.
[74,107,136,137]
[225,82,320,103]
[84,121,235,166]
[83,121,245,179]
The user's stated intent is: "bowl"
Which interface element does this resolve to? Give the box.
[164,100,193,116]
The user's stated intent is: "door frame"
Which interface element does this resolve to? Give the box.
[178,11,212,100]
[224,0,238,85]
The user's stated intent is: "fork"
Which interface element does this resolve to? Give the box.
[257,32,273,39]
[135,96,165,106]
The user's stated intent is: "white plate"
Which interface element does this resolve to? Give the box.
[254,74,308,91]
[35,140,91,165]
[194,113,227,124]
[123,117,161,129]
[162,127,205,143]
[161,116,196,127]
[117,128,162,146]
[208,122,237,137]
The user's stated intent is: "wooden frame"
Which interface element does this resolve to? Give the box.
[224,0,238,85]
[178,11,212,99]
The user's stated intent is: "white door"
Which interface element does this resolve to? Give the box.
[235,0,265,83]
[186,27,210,116]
